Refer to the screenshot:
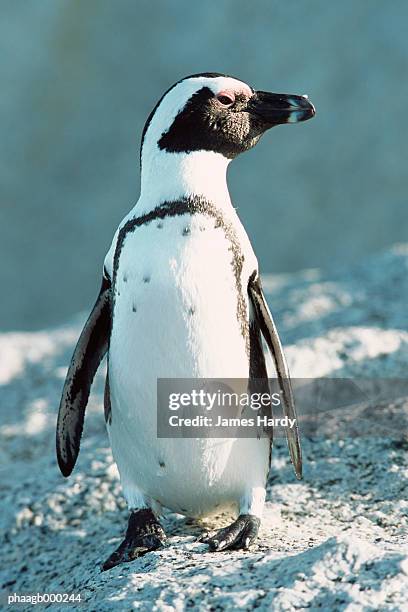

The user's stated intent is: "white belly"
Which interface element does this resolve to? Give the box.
[107,212,269,516]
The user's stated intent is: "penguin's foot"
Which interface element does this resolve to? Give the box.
[101,508,166,571]
[200,514,260,551]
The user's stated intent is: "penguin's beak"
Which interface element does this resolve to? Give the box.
[248,91,316,127]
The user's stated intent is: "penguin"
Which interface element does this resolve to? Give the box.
[56,72,315,570]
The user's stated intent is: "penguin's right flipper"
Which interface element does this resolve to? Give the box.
[56,275,111,477]
[248,273,302,480]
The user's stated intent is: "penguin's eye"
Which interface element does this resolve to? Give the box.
[216,92,235,107]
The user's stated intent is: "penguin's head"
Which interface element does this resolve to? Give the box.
[141,73,315,163]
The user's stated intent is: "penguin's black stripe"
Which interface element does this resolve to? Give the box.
[104,363,112,425]
[112,196,250,353]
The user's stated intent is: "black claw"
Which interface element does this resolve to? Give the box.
[102,509,166,571]
[234,514,261,549]
[198,532,211,543]
[203,514,260,552]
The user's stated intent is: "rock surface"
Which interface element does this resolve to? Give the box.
[1,246,408,610]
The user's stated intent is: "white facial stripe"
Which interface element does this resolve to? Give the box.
[203,76,252,97]
[142,76,252,154]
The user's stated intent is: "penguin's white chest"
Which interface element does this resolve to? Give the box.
[110,212,250,381]
[107,212,268,516]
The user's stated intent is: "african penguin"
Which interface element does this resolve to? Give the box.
[56,72,315,570]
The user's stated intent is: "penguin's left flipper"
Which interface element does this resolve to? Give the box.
[248,273,302,480]
[56,274,111,477]
[201,514,260,551]
[102,509,166,571]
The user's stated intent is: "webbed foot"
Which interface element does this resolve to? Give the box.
[102,508,166,571]
[200,514,260,551]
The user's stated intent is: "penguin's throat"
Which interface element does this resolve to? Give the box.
[139,149,231,212]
